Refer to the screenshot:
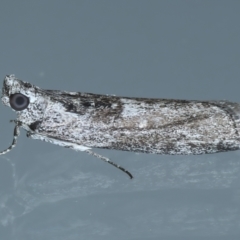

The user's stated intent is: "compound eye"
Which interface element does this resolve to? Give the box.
[9,93,29,111]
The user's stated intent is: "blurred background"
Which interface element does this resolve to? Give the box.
[0,1,240,239]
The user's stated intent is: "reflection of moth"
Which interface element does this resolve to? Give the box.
[1,75,240,178]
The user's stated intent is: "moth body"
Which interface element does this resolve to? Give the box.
[1,75,240,178]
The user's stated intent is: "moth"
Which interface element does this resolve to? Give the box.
[1,75,240,179]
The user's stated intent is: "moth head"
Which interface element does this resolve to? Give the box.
[1,75,47,128]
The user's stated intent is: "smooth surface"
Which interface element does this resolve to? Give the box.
[0,1,240,239]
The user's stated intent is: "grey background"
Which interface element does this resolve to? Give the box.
[0,1,240,239]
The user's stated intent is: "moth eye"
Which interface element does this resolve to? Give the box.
[9,93,29,111]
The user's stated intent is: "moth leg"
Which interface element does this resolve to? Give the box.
[0,121,21,155]
[85,150,133,179]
